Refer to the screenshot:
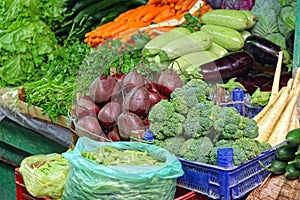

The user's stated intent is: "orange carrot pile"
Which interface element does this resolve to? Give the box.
[84,0,212,47]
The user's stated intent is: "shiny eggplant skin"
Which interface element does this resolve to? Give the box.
[244,35,281,65]
[199,51,254,82]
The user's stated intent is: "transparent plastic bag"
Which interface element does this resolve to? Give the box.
[62,137,184,200]
[19,153,70,199]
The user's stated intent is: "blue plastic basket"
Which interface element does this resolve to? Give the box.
[177,146,277,200]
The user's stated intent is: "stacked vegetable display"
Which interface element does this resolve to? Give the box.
[260,128,300,180]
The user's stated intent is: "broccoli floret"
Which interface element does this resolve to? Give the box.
[183,101,214,139]
[209,144,248,166]
[178,138,195,157]
[213,118,225,133]
[170,79,210,115]
[212,107,258,140]
[256,141,272,152]
[164,112,185,136]
[149,100,185,139]
[223,107,241,125]
[221,125,244,140]
[148,100,175,122]
[153,139,166,148]
[170,88,190,115]
[242,118,259,139]
[215,139,235,147]
[180,137,214,163]
[234,137,259,160]
[163,136,186,156]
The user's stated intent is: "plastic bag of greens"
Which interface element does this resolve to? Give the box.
[19,153,70,199]
[62,137,184,200]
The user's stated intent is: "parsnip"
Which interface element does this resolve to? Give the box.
[269,51,283,102]
[253,87,285,123]
[288,106,299,131]
[267,83,300,146]
[255,87,290,142]
[292,67,300,90]
[267,92,299,146]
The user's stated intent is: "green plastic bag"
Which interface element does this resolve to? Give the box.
[62,137,184,200]
[19,153,70,199]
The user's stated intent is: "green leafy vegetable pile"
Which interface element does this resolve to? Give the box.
[24,40,90,119]
[0,0,66,86]
[149,79,271,165]
[250,0,296,69]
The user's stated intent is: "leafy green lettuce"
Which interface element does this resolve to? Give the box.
[0,0,66,86]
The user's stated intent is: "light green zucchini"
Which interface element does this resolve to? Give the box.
[201,9,249,30]
[143,27,191,56]
[239,30,252,41]
[207,42,228,58]
[161,31,212,60]
[169,51,219,75]
[201,24,244,51]
[240,10,257,29]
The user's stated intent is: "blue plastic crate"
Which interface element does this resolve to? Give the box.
[177,146,277,200]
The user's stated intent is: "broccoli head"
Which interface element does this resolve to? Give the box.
[170,79,210,115]
[179,137,214,163]
[148,100,175,122]
[163,136,186,156]
[222,107,241,125]
[212,106,259,140]
[235,137,261,160]
[183,101,214,139]
[242,118,259,139]
[149,100,185,140]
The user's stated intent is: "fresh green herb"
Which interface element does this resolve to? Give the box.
[24,40,90,120]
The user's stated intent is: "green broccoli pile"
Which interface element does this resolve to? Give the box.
[149,79,272,166]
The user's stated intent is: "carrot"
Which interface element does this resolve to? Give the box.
[269,51,283,101]
[267,84,300,146]
[180,0,197,11]
[141,5,170,23]
[114,8,141,22]
[148,0,162,4]
[255,86,291,142]
[175,0,185,10]
[167,0,179,4]
[186,0,198,11]
[134,4,157,21]
[100,22,124,38]
[200,4,212,16]
[111,21,147,36]
[152,8,175,23]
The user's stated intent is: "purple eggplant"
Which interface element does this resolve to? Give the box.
[199,51,254,83]
[244,35,281,65]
